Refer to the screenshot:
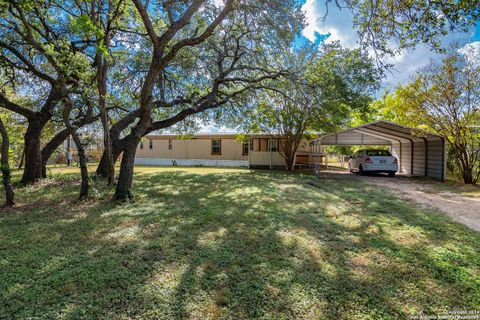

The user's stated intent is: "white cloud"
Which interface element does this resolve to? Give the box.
[459,41,480,65]
[301,0,357,48]
[213,0,225,8]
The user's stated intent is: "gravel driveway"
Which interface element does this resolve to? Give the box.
[317,170,480,232]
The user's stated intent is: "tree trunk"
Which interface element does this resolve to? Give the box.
[63,95,90,200]
[285,153,294,171]
[97,143,122,178]
[454,147,475,185]
[95,110,140,178]
[97,46,115,185]
[114,139,139,201]
[41,128,71,178]
[20,119,46,185]
[96,148,109,178]
[71,131,89,199]
[0,118,14,206]
[462,165,474,184]
[100,103,114,185]
[17,148,24,169]
[282,145,295,171]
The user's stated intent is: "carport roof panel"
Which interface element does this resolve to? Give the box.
[315,120,443,145]
[320,129,391,145]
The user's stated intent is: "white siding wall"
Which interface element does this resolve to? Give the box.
[249,152,285,167]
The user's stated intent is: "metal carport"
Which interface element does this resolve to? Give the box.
[310,120,446,181]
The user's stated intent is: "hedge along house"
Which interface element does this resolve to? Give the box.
[310,120,447,181]
[134,133,313,168]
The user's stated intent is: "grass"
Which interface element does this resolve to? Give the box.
[1,166,479,319]
[424,178,480,198]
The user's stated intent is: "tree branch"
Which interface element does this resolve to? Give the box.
[0,41,57,84]
[0,92,36,118]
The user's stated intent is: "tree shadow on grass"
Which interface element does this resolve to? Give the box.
[0,170,479,319]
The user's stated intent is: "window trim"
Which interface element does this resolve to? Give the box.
[140,141,144,149]
[149,139,153,149]
[168,139,172,150]
[211,139,222,155]
[242,142,249,155]
[269,138,279,152]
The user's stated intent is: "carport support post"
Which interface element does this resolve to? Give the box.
[424,139,428,177]
[248,139,251,169]
[441,137,446,182]
[308,144,311,166]
[399,142,402,174]
[269,139,272,170]
[410,140,414,176]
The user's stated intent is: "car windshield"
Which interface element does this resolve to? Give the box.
[366,150,391,156]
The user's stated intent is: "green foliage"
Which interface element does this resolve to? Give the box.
[0,106,25,167]
[69,14,103,39]
[235,133,249,143]
[177,134,194,140]
[350,84,419,128]
[349,0,480,57]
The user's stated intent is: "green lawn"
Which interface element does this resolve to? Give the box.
[1,166,479,319]
[423,178,480,198]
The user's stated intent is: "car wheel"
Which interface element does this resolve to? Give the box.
[388,171,396,177]
[359,165,364,175]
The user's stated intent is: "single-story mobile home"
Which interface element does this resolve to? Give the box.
[134,133,313,168]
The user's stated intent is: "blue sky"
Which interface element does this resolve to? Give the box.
[473,22,480,41]
[296,0,480,94]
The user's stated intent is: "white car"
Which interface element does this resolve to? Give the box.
[348,149,398,177]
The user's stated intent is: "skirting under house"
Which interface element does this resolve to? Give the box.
[134,158,249,167]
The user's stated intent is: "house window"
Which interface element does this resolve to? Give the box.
[242,142,249,155]
[168,139,172,150]
[211,139,221,155]
[140,141,144,149]
[269,138,278,151]
[149,139,153,149]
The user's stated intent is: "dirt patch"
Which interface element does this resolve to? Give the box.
[364,176,480,232]
[316,170,480,232]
